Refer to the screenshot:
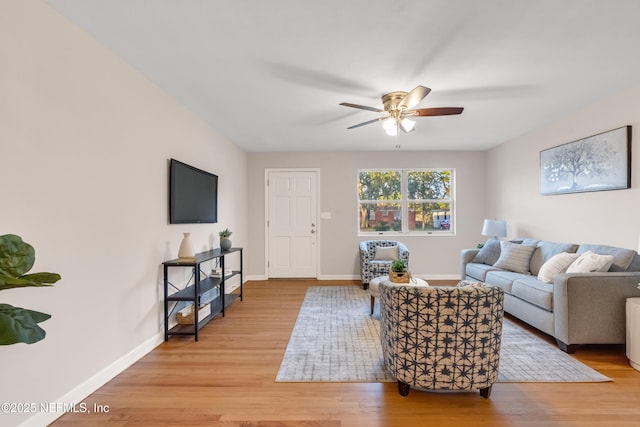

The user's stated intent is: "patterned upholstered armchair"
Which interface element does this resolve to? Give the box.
[359,240,410,289]
[379,281,505,397]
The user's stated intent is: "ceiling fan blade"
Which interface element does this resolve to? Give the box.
[399,85,431,110]
[409,107,464,117]
[346,117,386,129]
[339,102,384,113]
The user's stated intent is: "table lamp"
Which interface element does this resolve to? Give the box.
[482,219,507,240]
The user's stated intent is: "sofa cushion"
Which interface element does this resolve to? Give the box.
[484,270,529,294]
[472,239,502,265]
[627,254,640,272]
[529,241,579,276]
[493,241,536,274]
[518,238,541,247]
[465,263,501,281]
[511,278,553,311]
[537,252,580,283]
[577,244,636,272]
[567,251,614,273]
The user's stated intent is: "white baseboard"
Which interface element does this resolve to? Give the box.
[20,333,164,427]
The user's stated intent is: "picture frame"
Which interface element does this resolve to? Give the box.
[540,126,631,195]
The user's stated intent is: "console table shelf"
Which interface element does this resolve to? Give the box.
[163,247,243,341]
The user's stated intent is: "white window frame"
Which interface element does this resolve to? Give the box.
[357,168,455,236]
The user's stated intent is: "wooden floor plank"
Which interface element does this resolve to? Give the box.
[51,280,640,426]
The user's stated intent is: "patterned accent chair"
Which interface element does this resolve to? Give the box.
[359,240,410,289]
[379,281,505,397]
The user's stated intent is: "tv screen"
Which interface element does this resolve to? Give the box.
[169,159,218,224]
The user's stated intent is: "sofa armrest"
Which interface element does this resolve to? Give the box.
[460,248,480,280]
[553,272,640,346]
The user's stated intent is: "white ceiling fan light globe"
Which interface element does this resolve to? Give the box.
[400,117,415,133]
[382,117,395,131]
[382,118,398,136]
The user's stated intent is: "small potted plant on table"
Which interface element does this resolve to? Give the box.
[219,228,232,251]
[389,259,410,283]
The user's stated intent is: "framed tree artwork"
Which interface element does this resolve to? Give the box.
[540,126,631,195]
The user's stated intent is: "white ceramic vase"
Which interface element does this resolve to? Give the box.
[178,232,195,260]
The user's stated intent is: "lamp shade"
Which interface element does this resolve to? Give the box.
[482,219,507,239]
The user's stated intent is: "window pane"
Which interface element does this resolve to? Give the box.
[407,170,450,200]
[358,171,401,200]
[359,202,402,232]
[358,168,454,235]
[408,202,452,232]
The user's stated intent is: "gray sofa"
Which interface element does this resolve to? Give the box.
[461,238,640,353]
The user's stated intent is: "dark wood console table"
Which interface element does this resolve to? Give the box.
[163,247,243,341]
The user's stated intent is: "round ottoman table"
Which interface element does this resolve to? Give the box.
[368,275,429,315]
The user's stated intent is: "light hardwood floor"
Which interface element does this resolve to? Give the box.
[52,279,640,426]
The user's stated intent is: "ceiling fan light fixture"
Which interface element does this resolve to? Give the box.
[382,117,397,136]
[384,125,398,137]
[400,117,415,133]
[340,85,463,135]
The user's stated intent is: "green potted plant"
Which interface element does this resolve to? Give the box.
[0,234,61,345]
[219,228,233,251]
[389,259,409,283]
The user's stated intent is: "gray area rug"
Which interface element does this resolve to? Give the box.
[275,286,611,383]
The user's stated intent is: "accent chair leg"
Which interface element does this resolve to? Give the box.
[480,385,492,398]
[370,295,375,315]
[555,339,579,354]
[398,381,410,397]
[363,282,369,290]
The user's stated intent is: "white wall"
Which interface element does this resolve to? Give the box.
[247,150,487,280]
[487,85,640,249]
[0,2,247,426]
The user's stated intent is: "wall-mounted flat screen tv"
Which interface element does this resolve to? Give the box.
[169,158,218,224]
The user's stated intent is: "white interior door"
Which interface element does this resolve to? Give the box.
[267,170,318,278]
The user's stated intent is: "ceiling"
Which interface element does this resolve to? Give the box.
[46,0,640,152]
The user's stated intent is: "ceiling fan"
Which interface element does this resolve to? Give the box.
[339,85,463,136]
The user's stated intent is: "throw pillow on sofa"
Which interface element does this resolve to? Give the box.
[473,239,502,265]
[493,241,537,274]
[537,252,580,283]
[529,241,578,276]
[566,250,615,273]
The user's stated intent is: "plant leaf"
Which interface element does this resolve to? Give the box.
[0,275,37,291]
[20,272,61,284]
[25,308,51,323]
[0,303,51,345]
[0,234,35,277]
[0,234,61,291]
[0,273,59,291]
